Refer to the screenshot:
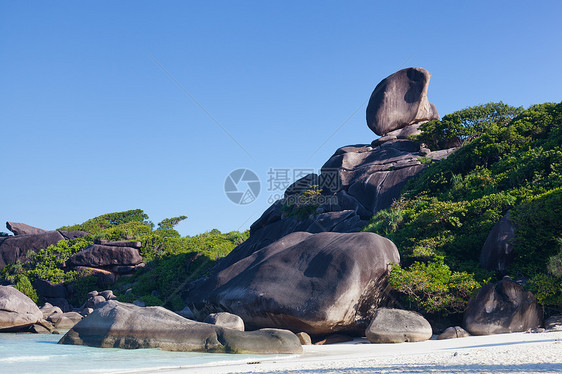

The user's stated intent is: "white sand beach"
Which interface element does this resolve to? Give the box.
[163,331,562,374]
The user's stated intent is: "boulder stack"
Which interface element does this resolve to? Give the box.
[225,68,451,262]
[67,240,144,285]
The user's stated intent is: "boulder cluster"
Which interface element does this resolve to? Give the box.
[59,300,303,354]
[66,239,145,285]
[1,67,558,353]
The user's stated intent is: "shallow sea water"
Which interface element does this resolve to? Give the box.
[0,332,283,374]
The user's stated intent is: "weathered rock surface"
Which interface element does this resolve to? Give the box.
[437,326,470,340]
[49,312,83,329]
[6,222,47,236]
[480,212,516,272]
[366,67,439,136]
[365,308,432,343]
[59,301,302,354]
[204,312,245,331]
[68,244,142,267]
[463,277,543,335]
[186,231,399,335]
[0,286,45,332]
[40,303,63,320]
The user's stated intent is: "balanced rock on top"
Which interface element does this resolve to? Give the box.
[366,67,440,136]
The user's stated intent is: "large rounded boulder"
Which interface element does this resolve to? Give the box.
[59,301,302,354]
[479,212,516,272]
[463,277,543,335]
[365,308,432,343]
[366,67,440,136]
[0,286,44,332]
[186,231,399,335]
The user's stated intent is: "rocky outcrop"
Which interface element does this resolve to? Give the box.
[66,242,144,286]
[366,67,440,136]
[231,140,454,266]
[204,312,245,331]
[0,285,48,332]
[365,308,432,343]
[480,212,516,272]
[210,68,452,268]
[49,312,83,329]
[59,301,302,354]
[0,222,88,270]
[68,244,142,267]
[437,326,470,340]
[6,222,47,236]
[186,231,399,335]
[463,277,543,335]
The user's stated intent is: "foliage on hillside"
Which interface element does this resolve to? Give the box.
[364,102,562,315]
[1,210,248,309]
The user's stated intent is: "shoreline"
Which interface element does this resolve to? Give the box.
[159,330,562,374]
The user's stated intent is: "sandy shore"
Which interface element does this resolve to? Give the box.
[161,330,562,374]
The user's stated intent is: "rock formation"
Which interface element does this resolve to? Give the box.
[186,231,399,335]
[366,67,440,136]
[182,67,453,336]
[204,312,245,331]
[65,240,145,286]
[479,212,516,272]
[437,326,470,340]
[463,277,543,335]
[0,285,50,332]
[222,68,450,268]
[59,301,302,354]
[6,222,47,236]
[0,222,88,270]
[365,308,433,343]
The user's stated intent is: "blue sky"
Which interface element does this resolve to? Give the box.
[1,1,561,236]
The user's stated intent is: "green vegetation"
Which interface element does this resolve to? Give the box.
[1,209,248,309]
[364,102,562,315]
[415,102,524,150]
[281,184,323,218]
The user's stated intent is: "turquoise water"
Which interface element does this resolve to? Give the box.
[0,333,285,373]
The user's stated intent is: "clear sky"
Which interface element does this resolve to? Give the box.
[1,1,561,236]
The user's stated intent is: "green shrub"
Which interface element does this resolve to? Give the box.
[511,188,562,276]
[59,209,151,234]
[11,274,38,303]
[389,259,482,315]
[68,276,98,307]
[415,102,523,150]
[527,273,562,307]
